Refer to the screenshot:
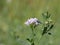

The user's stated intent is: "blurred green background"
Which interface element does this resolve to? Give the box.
[0,0,60,45]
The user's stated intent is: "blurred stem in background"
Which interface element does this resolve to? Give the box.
[42,11,54,35]
[39,11,54,45]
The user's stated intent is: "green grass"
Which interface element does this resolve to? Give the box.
[0,0,60,45]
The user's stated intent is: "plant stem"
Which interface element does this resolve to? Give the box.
[31,26,35,45]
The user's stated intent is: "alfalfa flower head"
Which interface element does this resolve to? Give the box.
[25,18,41,27]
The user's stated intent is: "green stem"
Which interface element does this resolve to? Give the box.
[31,25,35,45]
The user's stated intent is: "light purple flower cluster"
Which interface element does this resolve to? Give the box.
[25,18,40,26]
